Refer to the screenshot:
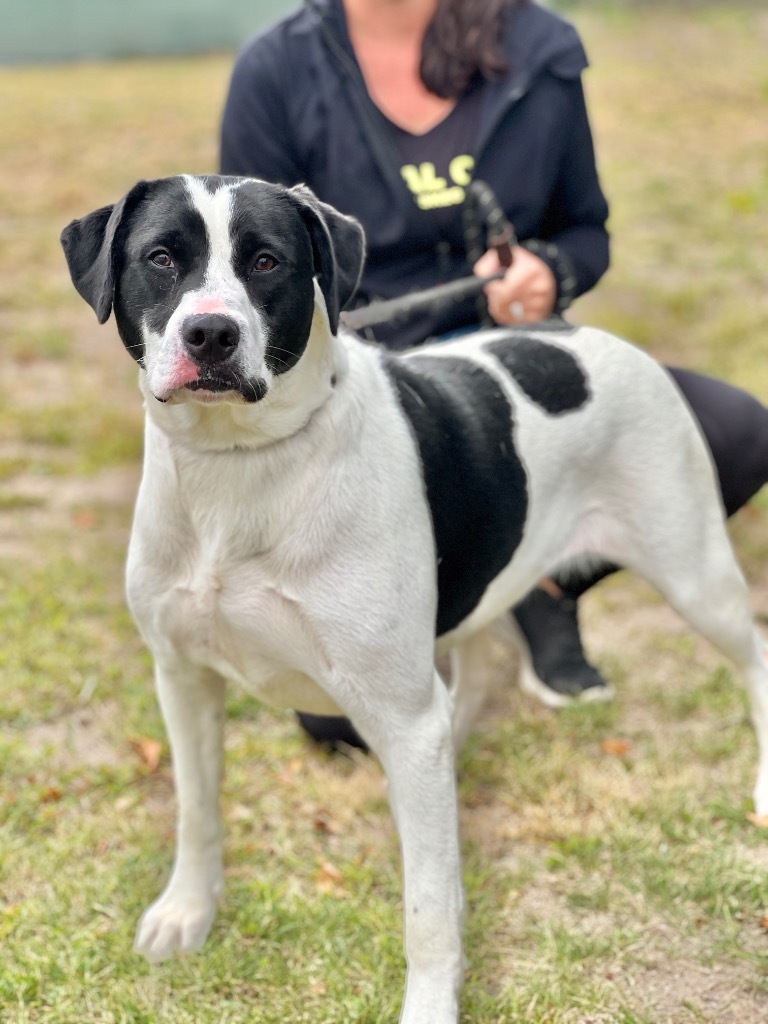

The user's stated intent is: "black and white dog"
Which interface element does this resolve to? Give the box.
[61,175,768,1024]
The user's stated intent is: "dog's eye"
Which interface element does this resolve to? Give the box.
[149,250,174,269]
[252,254,278,274]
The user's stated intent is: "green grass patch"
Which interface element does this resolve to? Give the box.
[0,552,147,727]
[0,492,46,511]
[0,402,143,473]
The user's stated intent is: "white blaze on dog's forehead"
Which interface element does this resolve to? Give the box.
[180,175,270,346]
[183,175,239,286]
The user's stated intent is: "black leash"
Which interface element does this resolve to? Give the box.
[339,270,505,331]
[339,181,516,333]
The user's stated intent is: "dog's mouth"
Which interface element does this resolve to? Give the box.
[183,374,268,404]
[185,377,235,394]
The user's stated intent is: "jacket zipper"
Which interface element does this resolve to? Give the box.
[314,9,417,218]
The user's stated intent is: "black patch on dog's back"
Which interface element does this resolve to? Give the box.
[384,353,528,637]
[485,334,590,414]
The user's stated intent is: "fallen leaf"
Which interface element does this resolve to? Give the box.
[73,510,95,529]
[278,758,304,785]
[317,861,342,883]
[129,736,162,773]
[747,811,768,829]
[601,738,632,758]
[40,786,62,803]
[313,808,337,834]
[759,915,768,930]
[91,902,117,920]
[315,861,348,896]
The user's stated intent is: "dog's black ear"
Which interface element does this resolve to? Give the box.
[60,181,150,324]
[289,184,365,334]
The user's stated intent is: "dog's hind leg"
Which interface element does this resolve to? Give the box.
[448,626,502,754]
[662,562,768,816]
[742,640,768,817]
[624,509,768,816]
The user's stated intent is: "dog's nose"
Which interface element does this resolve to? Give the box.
[182,313,240,364]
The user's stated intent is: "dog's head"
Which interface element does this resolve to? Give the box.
[61,175,364,405]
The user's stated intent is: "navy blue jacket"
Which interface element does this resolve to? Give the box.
[220,0,610,348]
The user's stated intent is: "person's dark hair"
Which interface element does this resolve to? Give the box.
[421,0,527,99]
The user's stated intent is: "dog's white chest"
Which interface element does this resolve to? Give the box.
[138,559,342,716]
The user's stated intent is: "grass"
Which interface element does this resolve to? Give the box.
[1,3,768,1022]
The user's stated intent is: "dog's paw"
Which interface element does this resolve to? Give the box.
[134,890,218,963]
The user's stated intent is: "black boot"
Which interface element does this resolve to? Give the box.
[511,588,613,707]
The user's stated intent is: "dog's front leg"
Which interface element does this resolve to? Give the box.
[134,662,226,963]
[372,671,464,1024]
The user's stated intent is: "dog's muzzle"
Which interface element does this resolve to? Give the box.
[173,313,267,404]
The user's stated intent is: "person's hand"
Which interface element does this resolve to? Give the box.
[474,245,557,325]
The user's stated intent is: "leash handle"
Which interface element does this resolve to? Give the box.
[462,180,516,327]
[488,225,515,268]
[464,180,517,269]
